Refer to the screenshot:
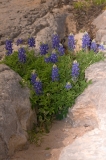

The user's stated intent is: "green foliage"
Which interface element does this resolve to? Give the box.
[93,0,106,5]
[73,0,106,9]
[2,49,104,131]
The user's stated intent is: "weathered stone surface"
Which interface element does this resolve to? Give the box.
[0,64,36,160]
[59,61,106,160]
[59,128,106,160]
[92,11,106,44]
[67,61,106,129]
[0,0,74,59]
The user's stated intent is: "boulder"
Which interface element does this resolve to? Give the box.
[92,11,106,44]
[67,61,106,129]
[59,61,106,160]
[0,64,36,160]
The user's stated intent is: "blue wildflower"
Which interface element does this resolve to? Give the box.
[82,32,91,49]
[52,33,60,49]
[40,43,49,55]
[90,40,97,52]
[18,48,26,63]
[50,50,58,63]
[44,56,51,63]
[65,82,72,90]
[58,43,65,56]
[34,77,43,95]
[31,70,37,85]
[28,37,35,47]
[5,39,13,55]
[98,44,105,51]
[52,64,59,81]
[71,60,79,80]
[16,39,23,46]
[68,33,75,51]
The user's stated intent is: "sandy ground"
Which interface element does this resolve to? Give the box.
[11,120,92,160]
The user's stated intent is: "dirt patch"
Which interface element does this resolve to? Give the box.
[11,120,93,160]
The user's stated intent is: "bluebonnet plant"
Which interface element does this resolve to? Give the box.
[98,43,105,51]
[28,37,35,47]
[52,64,59,81]
[34,77,43,95]
[68,33,75,51]
[16,39,23,46]
[5,39,13,55]
[58,43,65,56]
[40,43,49,55]
[90,40,97,52]
[50,50,58,63]
[65,82,72,90]
[52,33,60,49]
[82,32,91,50]
[18,47,26,63]
[71,60,79,80]
[31,70,37,85]
[44,55,51,63]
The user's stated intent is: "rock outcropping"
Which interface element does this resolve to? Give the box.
[59,60,106,160]
[0,0,73,59]
[0,64,36,160]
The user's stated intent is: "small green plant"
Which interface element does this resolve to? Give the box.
[93,0,106,5]
[73,0,106,9]
[73,1,85,9]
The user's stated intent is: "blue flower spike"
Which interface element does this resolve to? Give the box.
[82,31,91,51]
[52,64,59,81]
[18,47,26,63]
[71,60,79,81]
[34,77,43,95]
[52,32,60,49]
[28,37,35,48]
[90,39,97,52]
[31,70,37,85]
[5,39,13,55]
[50,50,58,63]
[68,33,75,51]
[65,82,72,90]
[58,43,65,56]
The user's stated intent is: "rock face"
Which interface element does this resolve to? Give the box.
[0,64,36,160]
[59,128,106,160]
[0,0,74,58]
[59,61,106,160]
[92,11,106,44]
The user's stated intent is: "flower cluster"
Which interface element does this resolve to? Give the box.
[82,32,91,50]
[71,60,79,80]
[52,33,60,49]
[18,48,26,63]
[5,39,13,55]
[28,37,35,47]
[16,39,23,46]
[98,44,105,51]
[50,51,58,63]
[40,43,49,55]
[33,77,43,95]
[52,64,59,81]
[68,33,75,51]
[90,40,97,52]
[65,82,72,90]
[44,55,51,63]
[58,43,65,56]
[31,70,37,85]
